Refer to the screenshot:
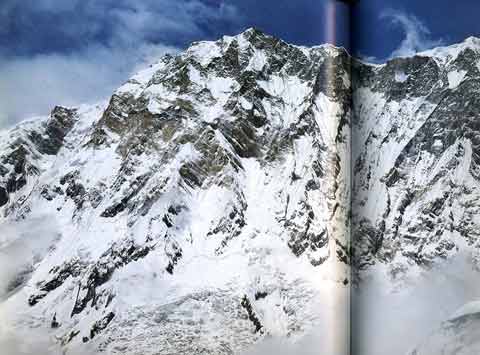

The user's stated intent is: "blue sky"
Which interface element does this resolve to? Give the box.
[0,0,479,126]
[353,0,480,60]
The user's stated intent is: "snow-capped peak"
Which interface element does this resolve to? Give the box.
[0,29,351,354]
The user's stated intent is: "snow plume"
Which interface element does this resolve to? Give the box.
[0,328,99,355]
[0,329,62,355]
[0,214,61,299]
[240,334,325,355]
[0,214,65,355]
[352,253,480,355]
[241,284,350,355]
[381,9,443,58]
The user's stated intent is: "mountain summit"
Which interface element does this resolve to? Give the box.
[0,29,351,354]
[5,26,480,355]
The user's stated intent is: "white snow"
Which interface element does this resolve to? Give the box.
[186,41,223,67]
[447,69,467,89]
[394,70,409,83]
[0,29,353,355]
[246,50,268,72]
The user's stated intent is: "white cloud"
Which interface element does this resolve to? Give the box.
[0,214,62,298]
[0,43,176,127]
[381,9,443,58]
[352,253,480,355]
[0,0,241,128]
[240,335,325,355]
[356,53,382,64]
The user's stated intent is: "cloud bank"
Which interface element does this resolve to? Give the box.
[0,0,241,127]
[0,43,176,128]
[352,253,480,355]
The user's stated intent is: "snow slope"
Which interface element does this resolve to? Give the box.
[352,36,480,354]
[4,27,480,355]
[0,29,351,355]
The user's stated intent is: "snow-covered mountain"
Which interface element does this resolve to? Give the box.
[3,26,480,355]
[352,37,480,354]
[353,36,480,276]
[0,29,351,355]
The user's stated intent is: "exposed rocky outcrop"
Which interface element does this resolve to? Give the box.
[0,29,351,354]
[353,38,480,279]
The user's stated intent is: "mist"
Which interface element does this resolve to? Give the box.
[0,327,100,355]
[0,43,176,128]
[0,214,61,299]
[0,330,62,355]
[240,334,325,355]
[352,253,480,355]
[240,281,350,355]
[0,214,65,355]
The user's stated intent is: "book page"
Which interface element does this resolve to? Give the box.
[351,1,480,354]
[0,1,352,354]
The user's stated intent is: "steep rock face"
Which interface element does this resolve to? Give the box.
[0,106,78,210]
[0,29,350,354]
[352,37,480,355]
[353,37,480,278]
